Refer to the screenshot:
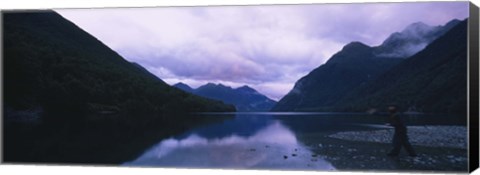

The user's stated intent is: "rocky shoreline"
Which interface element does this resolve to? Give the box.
[293,125,468,172]
[328,125,467,149]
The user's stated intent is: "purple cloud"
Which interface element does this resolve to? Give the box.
[56,2,468,100]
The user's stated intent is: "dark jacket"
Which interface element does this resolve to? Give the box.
[390,113,407,133]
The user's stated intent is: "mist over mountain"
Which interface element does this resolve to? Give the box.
[174,83,277,112]
[336,19,468,114]
[374,19,461,58]
[272,19,464,113]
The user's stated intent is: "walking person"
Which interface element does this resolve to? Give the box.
[386,106,417,157]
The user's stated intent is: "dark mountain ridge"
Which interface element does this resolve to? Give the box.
[374,19,461,58]
[4,11,235,115]
[174,82,277,112]
[173,82,195,93]
[336,19,468,114]
[3,11,234,164]
[272,19,463,113]
[271,41,401,111]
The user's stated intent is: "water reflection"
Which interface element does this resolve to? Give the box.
[124,120,335,170]
[124,112,464,170]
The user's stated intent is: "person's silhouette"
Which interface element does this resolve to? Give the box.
[386,106,417,157]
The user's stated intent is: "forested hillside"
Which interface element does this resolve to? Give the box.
[3,11,234,164]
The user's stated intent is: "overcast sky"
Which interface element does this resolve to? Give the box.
[56,2,468,100]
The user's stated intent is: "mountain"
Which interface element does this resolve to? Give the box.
[374,19,461,58]
[271,41,402,112]
[174,83,277,112]
[272,19,462,112]
[336,19,468,114]
[4,11,235,115]
[173,82,195,93]
[130,62,163,81]
[3,11,234,163]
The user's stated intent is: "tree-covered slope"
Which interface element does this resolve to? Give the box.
[271,19,462,112]
[3,11,234,116]
[374,19,460,58]
[336,19,468,114]
[3,10,234,164]
[173,82,195,93]
[271,42,402,111]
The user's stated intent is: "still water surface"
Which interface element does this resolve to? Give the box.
[123,112,464,170]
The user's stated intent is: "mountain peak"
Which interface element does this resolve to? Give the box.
[375,19,460,58]
[181,83,276,112]
[442,19,461,31]
[217,83,230,88]
[402,22,432,33]
[389,21,435,41]
[325,41,374,65]
[199,83,232,90]
[174,82,189,86]
[342,41,371,51]
[345,41,369,47]
[445,19,461,26]
[399,22,437,38]
[236,85,257,93]
[202,82,218,88]
[173,82,194,93]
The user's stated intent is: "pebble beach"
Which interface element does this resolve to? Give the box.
[328,125,467,149]
[294,125,468,172]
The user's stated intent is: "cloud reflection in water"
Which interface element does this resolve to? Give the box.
[124,121,335,170]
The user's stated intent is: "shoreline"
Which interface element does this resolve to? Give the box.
[328,125,467,149]
[295,125,468,172]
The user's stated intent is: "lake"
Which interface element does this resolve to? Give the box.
[123,112,466,170]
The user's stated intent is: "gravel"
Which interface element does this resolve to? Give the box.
[328,125,467,149]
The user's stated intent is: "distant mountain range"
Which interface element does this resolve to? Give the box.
[174,83,277,112]
[272,19,467,114]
